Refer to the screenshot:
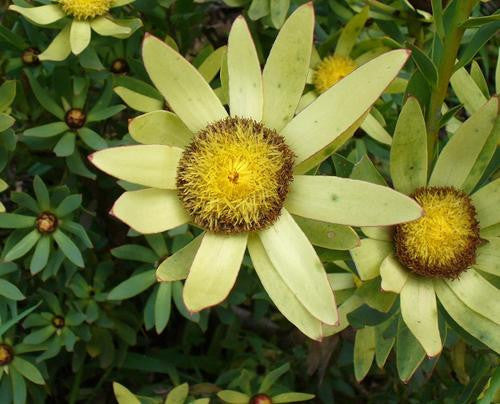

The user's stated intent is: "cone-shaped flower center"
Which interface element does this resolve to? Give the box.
[394,187,481,279]
[313,55,356,94]
[36,212,58,234]
[21,48,40,66]
[0,344,13,366]
[110,58,129,74]
[250,394,272,404]
[52,315,65,329]
[59,0,112,20]
[65,108,87,129]
[176,117,295,233]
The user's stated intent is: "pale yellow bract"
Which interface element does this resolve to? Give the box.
[89,4,420,340]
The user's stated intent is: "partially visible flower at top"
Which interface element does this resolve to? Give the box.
[349,96,500,360]
[0,176,92,274]
[9,0,141,61]
[300,6,399,146]
[89,4,421,340]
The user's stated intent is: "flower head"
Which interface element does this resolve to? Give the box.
[0,344,14,365]
[348,96,500,361]
[313,55,356,94]
[90,5,416,340]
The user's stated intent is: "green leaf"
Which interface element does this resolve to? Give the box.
[86,104,125,123]
[113,382,140,404]
[5,230,41,261]
[335,6,369,57]
[23,325,55,344]
[33,176,50,211]
[154,281,172,334]
[52,229,84,267]
[107,270,156,300]
[30,236,51,274]
[217,390,250,404]
[10,367,27,404]
[293,216,359,250]
[455,21,500,71]
[54,132,76,157]
[24,122,68,138]
[407,44,438,88]
[25,70,64,119]
[270,0,290,28]
[55,194,82,217]
[59,221,93,248]
[111,244,157,263]
[0,279,25,300]
[11,357,45,385]
[0,301,41,338]
[166,382,189,404]
[461,14,500,29]
[272,393,315,403]
[396,318,425,382]
[0,80,16,112]
[77,127,107,150]
[259,363,290,392]
[0,214,36,229]
[354,326,376,381]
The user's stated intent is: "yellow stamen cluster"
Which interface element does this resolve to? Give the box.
[59,0,112,20]
[176,117,295,233]
[313,55,357,94]
[394,187,481,279]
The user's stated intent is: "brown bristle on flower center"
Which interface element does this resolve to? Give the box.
[250,394,272,404]
[176,117,295,234]
[21,48,40,66]
[36,212,58,234]
[52,315,65,329]
[65,108,87,129]
[0,344,14,366]
[394,187,481,279]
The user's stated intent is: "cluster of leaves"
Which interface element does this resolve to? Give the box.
[0,0,499,403]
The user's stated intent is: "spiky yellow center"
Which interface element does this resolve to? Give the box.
[313,55,357,94]
[0,344,13,366]
[394,187,481,279]
[176,117,295,234]
[59,0,112,20]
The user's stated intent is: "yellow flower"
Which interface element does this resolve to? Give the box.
[313,55,357,94]
[348,96,500,357]
[89,5,420,340]
[9,0,141,60]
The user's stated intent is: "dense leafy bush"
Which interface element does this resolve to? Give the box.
[0,0,499,402]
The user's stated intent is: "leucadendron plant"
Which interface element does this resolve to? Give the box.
[89,4,423,340]
[23,73,124,179]
[9,0,141,61]
[0,176,91,274]
[334,96,500,381]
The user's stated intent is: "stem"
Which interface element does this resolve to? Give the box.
[425,0,476,162]
[68,364,84,404]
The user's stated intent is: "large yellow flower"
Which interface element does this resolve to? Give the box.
[89,5,421,340]
[9,0,140,60]
[348,96,500,356]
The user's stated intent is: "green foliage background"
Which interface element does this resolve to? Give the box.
[0,0,499,403]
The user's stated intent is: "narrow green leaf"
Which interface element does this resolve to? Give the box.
[52,229,84,267]
[0,279,25,300]
[408,44,438,88]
